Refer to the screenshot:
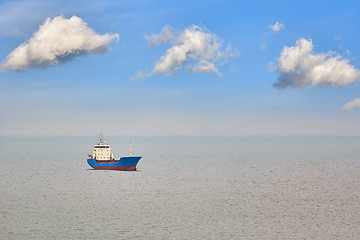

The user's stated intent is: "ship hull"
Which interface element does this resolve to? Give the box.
[87,156,142,171]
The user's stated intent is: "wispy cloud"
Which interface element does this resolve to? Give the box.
[1,15,119,71]
[134,25,237,80]
[145,25,175,46]
[269,21,285,32]
[342,98,360,112]
[5,28,26,37]
[272,38,360,88]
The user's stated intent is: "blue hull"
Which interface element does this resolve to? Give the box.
[87,156,142,171]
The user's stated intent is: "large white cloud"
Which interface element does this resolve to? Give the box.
[2,15,119,71]
[134,25,236,80]
[342,98,360,112]
[273,38,360,88]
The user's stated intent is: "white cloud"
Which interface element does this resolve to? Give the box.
[135,25,237,80]
[273,38,360,88]
[2,15,119,71]
[269,21,285,32]
[342,98,360,112]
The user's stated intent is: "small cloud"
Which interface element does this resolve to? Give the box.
[138,25,237,79]
[342,98,360,112]
[272,38,360,88]
[269,21,285,32]
[334,36,342,41]
[1,15,119,71]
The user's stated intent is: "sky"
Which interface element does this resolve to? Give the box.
[1,0,360,136]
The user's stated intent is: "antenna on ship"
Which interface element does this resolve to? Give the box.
[99,131,104,144]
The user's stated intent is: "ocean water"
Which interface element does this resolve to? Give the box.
[1,136,360,239]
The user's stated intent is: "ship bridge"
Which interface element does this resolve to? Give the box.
[92,133,114,160]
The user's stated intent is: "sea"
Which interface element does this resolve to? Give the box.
[0,136,360,239]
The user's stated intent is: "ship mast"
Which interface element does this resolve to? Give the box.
[129,142,133,157]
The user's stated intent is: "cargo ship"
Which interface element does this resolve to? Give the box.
[87,133,142,171]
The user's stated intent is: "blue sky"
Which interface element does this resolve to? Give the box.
[1,0,360,135]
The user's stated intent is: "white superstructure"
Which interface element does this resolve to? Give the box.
[92,132,114,161]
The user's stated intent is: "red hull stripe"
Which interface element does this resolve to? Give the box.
[91,165,136,171]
